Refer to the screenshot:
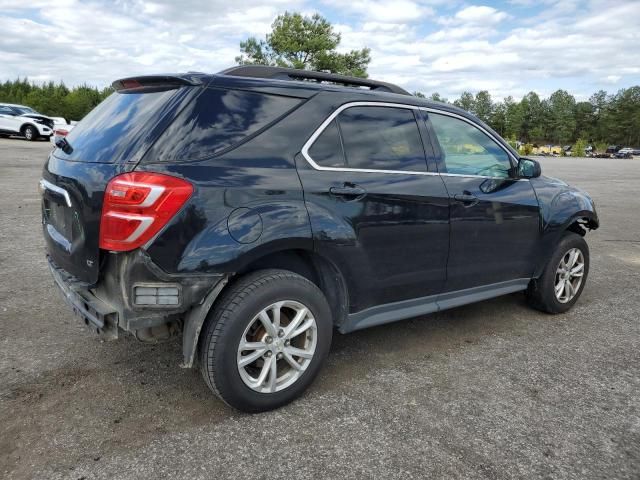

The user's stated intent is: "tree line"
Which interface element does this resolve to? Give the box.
[415,87,640,148]
[0,79,112,122]
[2,76,638,149]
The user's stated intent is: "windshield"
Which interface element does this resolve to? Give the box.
[14,106,37,115]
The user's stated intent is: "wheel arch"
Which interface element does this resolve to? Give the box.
[20,122,38,136]
[533,211,598,278]
[182,247,349,368]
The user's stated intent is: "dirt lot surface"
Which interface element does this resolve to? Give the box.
[1,138,638,479]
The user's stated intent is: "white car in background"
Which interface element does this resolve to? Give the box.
[0,103,73,141]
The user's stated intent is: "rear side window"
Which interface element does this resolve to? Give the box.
[307,105,427,172]
[152,88,302,161]
[308,120,345,168]
[338,106,426,171]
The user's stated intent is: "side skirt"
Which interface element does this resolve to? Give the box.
[339,278,530,334]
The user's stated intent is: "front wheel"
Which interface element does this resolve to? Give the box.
[199,269,332,412]
[23,125,38,141]
[526,232,590,313]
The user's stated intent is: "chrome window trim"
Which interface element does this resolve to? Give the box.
[300,101,524,181]
[39,178,72,207]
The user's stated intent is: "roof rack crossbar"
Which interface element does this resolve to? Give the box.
[219,66,410,96]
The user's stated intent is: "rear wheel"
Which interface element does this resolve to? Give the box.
[526,232,590,313]
[22,125,38,141]
[199,269,332,412]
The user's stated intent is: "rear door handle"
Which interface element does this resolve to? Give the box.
[453,193,479,206]
[330,186,366,199]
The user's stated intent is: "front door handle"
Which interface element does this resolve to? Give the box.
[329,185,366,199]
[453,192,479,206]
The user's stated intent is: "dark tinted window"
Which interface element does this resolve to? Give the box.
[55,89,184,163]
[337,106,427,171]
[308,119,345,167]
[429,113,512,178]
[154,88,301,161]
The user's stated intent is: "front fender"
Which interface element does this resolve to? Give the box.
[530,177,598,277]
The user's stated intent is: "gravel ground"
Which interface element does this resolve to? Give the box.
[0,138,638,479]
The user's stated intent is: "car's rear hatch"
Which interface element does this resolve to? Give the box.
[41,75,204,284]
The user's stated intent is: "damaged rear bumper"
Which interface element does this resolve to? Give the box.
[49,257,119,339]
[47,251,227,363]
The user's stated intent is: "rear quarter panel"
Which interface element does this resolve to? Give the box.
[139,100,318,275]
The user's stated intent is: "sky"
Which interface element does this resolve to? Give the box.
[0,0,638,101]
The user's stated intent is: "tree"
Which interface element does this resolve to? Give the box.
[574,101,595,141]
[429,93,448,103]
[490,101,507,136]
[611,87,640,146]
[503,96,522,139]
[547,89,576,145]
[573,138,588,157]
[236,12,371,77]
[474,91,493,124]
[519,92,543,142]
[413,92,448,103]
[0,79,111,120]
[453,91,474,113]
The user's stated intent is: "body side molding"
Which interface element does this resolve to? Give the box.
[340,278,531,333]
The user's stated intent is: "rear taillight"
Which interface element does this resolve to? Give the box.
[54,129,69,137]
[99,172,193,251]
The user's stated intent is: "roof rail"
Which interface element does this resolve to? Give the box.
[219,65,410,96]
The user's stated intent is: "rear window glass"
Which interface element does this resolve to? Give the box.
[337,106,427,171]
[55,89,184,163]
[151,88,302,161]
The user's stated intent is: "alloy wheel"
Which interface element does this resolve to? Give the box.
[237,300,317,393]
[554,247,585,303]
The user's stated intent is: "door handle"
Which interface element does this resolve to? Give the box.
[329,185,366,199]
[453,192,479,206]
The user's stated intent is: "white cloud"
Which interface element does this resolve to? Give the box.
[0,0,638,101]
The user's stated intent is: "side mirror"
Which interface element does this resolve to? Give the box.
[518,158,542,179]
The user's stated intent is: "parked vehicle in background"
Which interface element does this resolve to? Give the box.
[0,103,54,140]
[606,145,621,154]
[614,150,633,159]
[50,124,76,145]
[41,66,599,412]
[617,148,637,156]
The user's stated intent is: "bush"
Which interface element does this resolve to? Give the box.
[573,138,588,157]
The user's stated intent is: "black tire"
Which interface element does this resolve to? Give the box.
[526,232,590,314]
[199,269,333,412]
[22,125,38,141]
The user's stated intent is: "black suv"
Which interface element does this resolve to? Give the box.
[41,66,599,412]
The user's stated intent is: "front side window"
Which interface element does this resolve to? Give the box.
[429,113,512,178]
[337,106,427,171]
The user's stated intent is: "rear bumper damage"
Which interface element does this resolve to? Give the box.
[47,252,228,365]
[49,258,120,340]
